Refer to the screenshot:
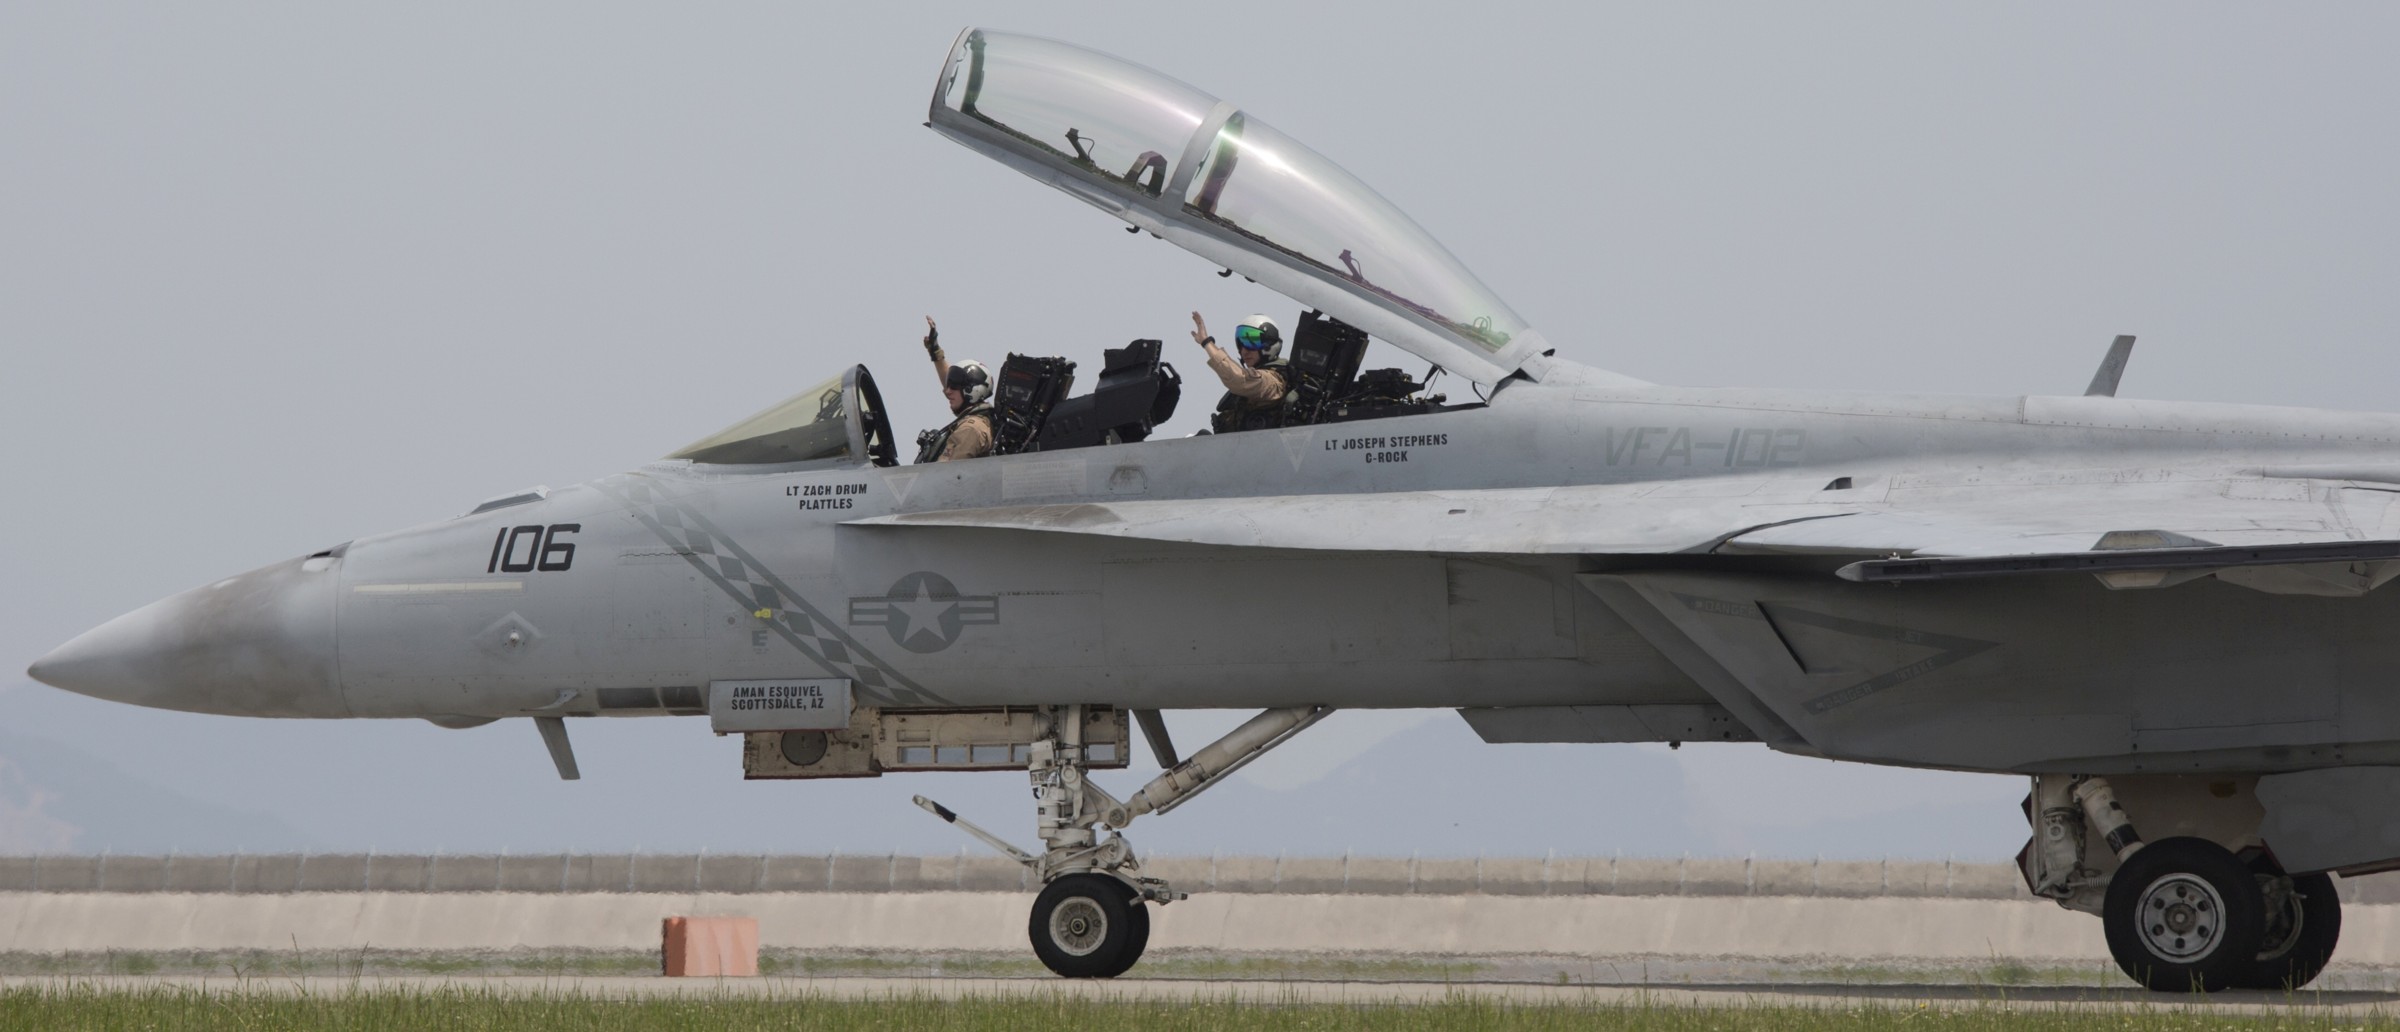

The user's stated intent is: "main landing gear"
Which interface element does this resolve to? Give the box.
[2247,868,2342,990]
[2102,837,2264,991]
[916,704,1331,978]
[2020,774,2345,992]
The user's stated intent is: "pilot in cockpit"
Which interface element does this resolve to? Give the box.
[1192,311,1294,433]
[916,317,997,463]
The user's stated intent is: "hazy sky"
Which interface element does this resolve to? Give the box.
[4,4,2397,858]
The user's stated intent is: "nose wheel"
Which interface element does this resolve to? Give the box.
[1029,873,1152,978]
[916,704,1329,979]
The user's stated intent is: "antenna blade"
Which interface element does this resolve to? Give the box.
[534,716,580,780]
[2085,335,2137,397]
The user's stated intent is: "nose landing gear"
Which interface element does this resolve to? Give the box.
[1030,873,1150,978]
[917,703,1331,978]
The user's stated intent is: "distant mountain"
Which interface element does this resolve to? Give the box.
[1109,714,1715,858]
[0,742,80,853]
[0,721,318,854]
[1693,789,2025,862]
[1112,716,2023,862]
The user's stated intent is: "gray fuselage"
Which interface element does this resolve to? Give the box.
[37,376,2400,778]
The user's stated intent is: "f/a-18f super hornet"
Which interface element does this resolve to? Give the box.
[30,28,2400,989]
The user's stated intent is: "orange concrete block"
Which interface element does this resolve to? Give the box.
[661,916,760,977]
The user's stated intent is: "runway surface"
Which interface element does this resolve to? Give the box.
[9,975,2397,1016]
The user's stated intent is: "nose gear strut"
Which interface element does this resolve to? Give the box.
[915,703,1331,977]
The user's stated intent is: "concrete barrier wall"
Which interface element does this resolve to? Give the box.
[0,891,2117,962]
[0,854,2039,899]
[11,890,2400,967]
[0,854,2393,903]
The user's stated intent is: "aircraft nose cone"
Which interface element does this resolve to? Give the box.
[24,651,60,690]
[29,608,165,701]
[26,555,347,717]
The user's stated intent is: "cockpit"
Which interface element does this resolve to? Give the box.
[659,346,1186,471]
[661,310,1466,471]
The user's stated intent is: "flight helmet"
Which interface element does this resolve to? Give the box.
[945,359,992,406]
[1233,315,1283,363]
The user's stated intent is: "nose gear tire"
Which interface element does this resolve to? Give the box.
[1098,898,1151,978]
[1029,874,1146,978]
[2103,837,2266,992]
[2230,871,2341,990]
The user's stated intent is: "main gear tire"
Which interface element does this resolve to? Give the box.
[1029,874,1142,978]
[2230,871,2341,990]
[2104,837,2266,992]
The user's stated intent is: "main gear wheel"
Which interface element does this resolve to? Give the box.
[2103,837,2265,992]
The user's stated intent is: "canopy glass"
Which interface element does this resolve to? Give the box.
[931,29,1532,368]
[938,32,1214,199]
[668,373,852,466]
[1183,112,1522,352]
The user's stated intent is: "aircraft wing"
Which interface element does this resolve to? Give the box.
[858,471,2400,595]
[848,480,1864,556]
[1718,472,2400,596]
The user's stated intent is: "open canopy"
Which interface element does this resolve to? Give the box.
[927,29,1555,386]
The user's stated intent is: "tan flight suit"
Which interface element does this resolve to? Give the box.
[1205,344,1287,403]
[1205,342,1290,432]
[926,340,996,462]
[937,409,994,461]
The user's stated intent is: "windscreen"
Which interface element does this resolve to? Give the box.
[668,374,852,466]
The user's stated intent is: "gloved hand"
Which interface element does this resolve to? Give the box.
[923,316,941,359]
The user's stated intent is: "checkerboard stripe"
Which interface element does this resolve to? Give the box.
[597,476,946,706]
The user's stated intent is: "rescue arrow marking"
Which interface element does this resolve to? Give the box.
[1671,593,1999,716]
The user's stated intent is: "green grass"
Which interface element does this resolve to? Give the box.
[0,986,2394,1032]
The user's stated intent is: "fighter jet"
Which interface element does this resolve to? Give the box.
[27,27,2400,989]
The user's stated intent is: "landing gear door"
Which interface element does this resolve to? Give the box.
[927,28,1548,388]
